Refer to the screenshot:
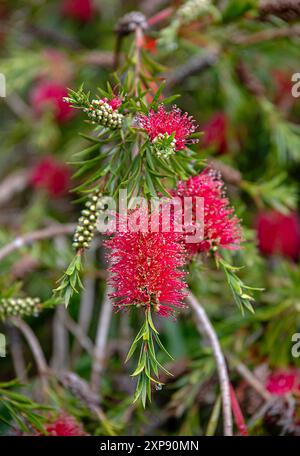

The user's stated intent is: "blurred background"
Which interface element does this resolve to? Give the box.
[1,0,300,436]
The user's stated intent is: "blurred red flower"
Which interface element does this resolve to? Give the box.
[30,156,71,198]
[30,81,74,123]
[202,112,228,154]
[62,0,95,22]
[256,211,300,261]
[266,369,300,396]
[273,70,293,110]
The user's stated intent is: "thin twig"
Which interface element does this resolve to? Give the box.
[0,169,28,206]
[5,94,32,119]
[228,355,272,402]
[62,311,94,357]
[90,284,113,393]
[0,224,76,262]
[140,0,169,16]
[165,49,220,90]
[82,51,115,68]
[51,305,69,371]
[10,317,49,392]
[71,246,97,363]
[56,371,116,435]
[134,25,144,97]
[26,24,81,50]
[232,23,300,46]
[6,324,28,382]
[186,292,233,436]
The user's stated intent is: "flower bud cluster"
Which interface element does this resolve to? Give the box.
[84,99,123,129]
[0,297,41,321]
[72,190,102,250]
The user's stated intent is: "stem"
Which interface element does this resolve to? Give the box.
[186,292,233,436]
[148,7,174,26]
[0,224,76,262]
[6,324,28,382]
[71,246,97,363]
[51,305,69,370]
[90,283,113,393]
[10,317,49,393]
[62,311,94,356]
[134,26,144,97]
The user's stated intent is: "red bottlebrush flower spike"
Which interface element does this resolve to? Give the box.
[62,0,95,23]
[175,168,242,255]
[203,112,228,154]
[137,104,198,156]
[30,81,74,123]
[266,369,300,396]
[105,227,187,318]
[256,211,300,261]
[42,413,86,436]
[30,156,71,198]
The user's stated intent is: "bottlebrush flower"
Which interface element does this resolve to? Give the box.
[202,112,228,154]
[137,105,198,157]
[30,81,74,123]
[256,211,300,261]
[84,96,123,129]
[175,168,242,255]
[62,0,95,23]
[30,156,71,198]
[266,369,300,396]
[105,226,187,318]
[41,413,86,436]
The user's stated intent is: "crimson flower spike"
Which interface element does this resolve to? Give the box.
[137,104,198,157]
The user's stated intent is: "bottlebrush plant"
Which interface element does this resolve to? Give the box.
[2,0,300,438]
[54,17,259,407]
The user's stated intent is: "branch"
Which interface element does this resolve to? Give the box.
[90,283,113,393]
[81,51,115,68]
[165,49,219,90]
[62,310,94,357]
[208,159,242,187]
[232,23,300,46]
[0,170,30,206]
[186,292,233,436]
[0,224,76,262]
[56,371,116,435]
[228,355,272,402]
[70,266,95,363]
[51,305,69,371]
[26,24,81,50]
[6,323,28,382]
[259,0,300,21]
[10,317,49,392]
